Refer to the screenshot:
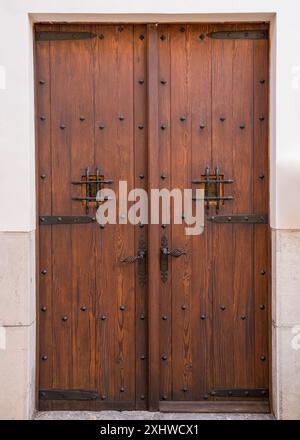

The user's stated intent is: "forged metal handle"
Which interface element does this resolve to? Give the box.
[120,251,146,263]
[161,247,186,257]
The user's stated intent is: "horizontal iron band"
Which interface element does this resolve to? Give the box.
[193,196,234,201]
[209,388,269,398]
[39,216,96,225]
[192,179,234,184]
[71,196,113,201]
[208,30,268,40]
[71,179,113,185]
[208,214,268,224]
[39,389,99,401]
[36,31,97,41]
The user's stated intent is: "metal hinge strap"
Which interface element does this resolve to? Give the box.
[39,216,96,225]
[209,388,269,398]
[207,30,268,40]
[36,31,97,41]
[208,214,268,224]
[39,389,99,401]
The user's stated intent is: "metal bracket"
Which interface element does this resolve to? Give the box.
[36,31,97,41]
[39,389,99,401]
[39,216,96,225]
[120,236,147,286]
[208,214,268,224]
[207,30,268,40]
[160,235,186,283]
[209,388,269,398]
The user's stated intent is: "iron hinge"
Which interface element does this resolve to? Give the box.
[209,388,269,398]
[39,389,99,401]
[36,31,97,41]
[208,214,268,224]
[207,30,268,40]
[39,216,96,225]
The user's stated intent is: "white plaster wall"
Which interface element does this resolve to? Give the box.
[0,0,299,420]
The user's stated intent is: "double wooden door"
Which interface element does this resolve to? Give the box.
[36,23,269,412]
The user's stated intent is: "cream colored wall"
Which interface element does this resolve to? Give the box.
[0,0,299,419]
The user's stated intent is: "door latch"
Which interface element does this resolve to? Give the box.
[160,236,186,283]
[120,236,147,286]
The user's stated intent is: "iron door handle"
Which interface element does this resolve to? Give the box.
[161,247,186,257]
[120,237,147,286]
[120,251,146,263]
[160,236,186,283]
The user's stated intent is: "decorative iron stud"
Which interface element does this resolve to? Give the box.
[138,79,144,84]
[40,173,46,179]
[240,315,246,320]
[138,124,144,129]
[200,314,206,320]
[60,124,66,129]
[140,395,145,400]
[161,224,167,229]
[160,35,166,41]
[101,395,107,400]
[259,173,265,179]
[40,115,46,121]
[200,123,205,129]
[260,304,266,310]
[39,79,46,84]
[161,355,167,361]
[99,124,105,129]
[101,315,107,320]
[140,354,146,360]
[260,79,265,84]
[80,115,85,121]
[140,313,145,320]
[99,224,105,229]
[240,123,245,129]
[181,304,187,310]
[162,395,168,400]
[220,305,226,311]
[160,79,167,85]
[220,116,226,122]
[41,269,47,275]
[139,173,144,179]
[260,355,266,361]
[182,387,188,392]
[41,306,47,312]
[120,387,125,392]
[62,316,68,322]
[119,115,125,121]
[160,124,167,130]
[180,116,186,122]
[260,269,266,275]
[199,34,205,40]
[161,174,167,180]
[81,306,87,312]
[120,305,125,311]
[203,394,209,400]
[139,34,145,40]
[42,355,48,361]
[162,315,168,320]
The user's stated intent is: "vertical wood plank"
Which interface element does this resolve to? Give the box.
[157,23,173,402]
[170,24,192,401]
[189,24,213,399]
[147,23,160,410]
[133,24,148,409]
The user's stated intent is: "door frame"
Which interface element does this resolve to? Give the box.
[34,19,273,413]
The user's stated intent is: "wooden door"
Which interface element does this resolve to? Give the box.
[36,24,148,410]
[36,22,270,413]
[150,23,270,412]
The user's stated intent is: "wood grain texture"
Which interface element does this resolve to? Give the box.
[36,22,269,411]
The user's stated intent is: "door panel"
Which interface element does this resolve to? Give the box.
[155,23,269,407]
[36,22,270,412]
[36,24,148,410]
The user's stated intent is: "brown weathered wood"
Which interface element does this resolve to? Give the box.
[147,23,160,410]
[159,400,270,413]
[36,22,270,412]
